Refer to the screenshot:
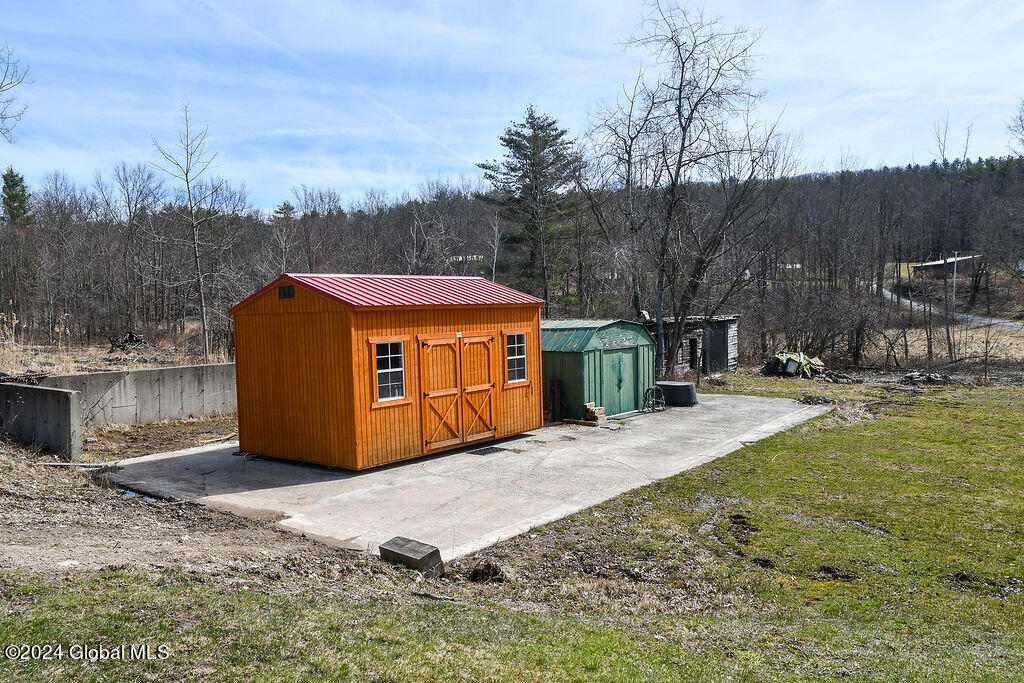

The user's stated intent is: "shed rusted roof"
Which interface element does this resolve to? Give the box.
[230,273,544,313]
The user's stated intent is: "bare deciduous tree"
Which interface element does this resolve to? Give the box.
[932,114,972,362]
[1009,97,1024,155]
[95,163,164,332]
[0,43,29,143]
[586,2,792,374]
[292,185,345,271]
[152,105,229,363]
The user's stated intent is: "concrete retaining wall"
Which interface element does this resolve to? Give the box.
[39,363,236,427]
[0,383,82,459]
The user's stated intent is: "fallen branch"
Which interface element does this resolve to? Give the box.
[198,432,237,444]
[563,418,600,427]
[411,590,456,602]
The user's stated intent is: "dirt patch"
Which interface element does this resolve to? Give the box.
[845,519,890,535]
[846,362,1024,387]
[831,400,874,423]
[0,441,382,586]
[467,560,516,583]
[84,415,238,462]
[816,565,859,582]
[946,570,1022,594]
[727,512,759,544]
[694,493,744,510]
[447,502,739,619]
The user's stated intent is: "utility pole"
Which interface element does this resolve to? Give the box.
[951,251,958,318]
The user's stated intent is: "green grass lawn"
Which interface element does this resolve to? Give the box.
[2,376,1023,680]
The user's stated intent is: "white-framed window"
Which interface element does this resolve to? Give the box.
[375,341,405,400]
[506,333,527,382]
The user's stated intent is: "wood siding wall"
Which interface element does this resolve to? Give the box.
[727,321,739,372]
[232,284,542,470]
[349,306,543,469]
[233,285,356,467]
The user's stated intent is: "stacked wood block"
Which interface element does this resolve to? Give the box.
[583,402,608,424]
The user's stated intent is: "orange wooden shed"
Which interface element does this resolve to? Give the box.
[229,274,544,470]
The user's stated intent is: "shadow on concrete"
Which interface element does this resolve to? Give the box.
[113,430,545,501]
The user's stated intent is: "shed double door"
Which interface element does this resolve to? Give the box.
[419,332,497,453]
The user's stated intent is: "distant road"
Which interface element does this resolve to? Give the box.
[881,287,1024,332]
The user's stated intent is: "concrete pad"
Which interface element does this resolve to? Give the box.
[112,394,828,561]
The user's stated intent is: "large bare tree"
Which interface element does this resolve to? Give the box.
[1009,97,1024,155]
[94,163,164,332]
[0,43,29,143]
[585,3,792,373]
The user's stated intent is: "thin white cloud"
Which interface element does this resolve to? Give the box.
[2,0,1023,206]
[196,0,476,165]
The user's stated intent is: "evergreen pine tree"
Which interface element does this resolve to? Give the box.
[1,166,31,226]
[478,105,579,312]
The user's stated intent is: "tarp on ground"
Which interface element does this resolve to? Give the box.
[764,351,816,379]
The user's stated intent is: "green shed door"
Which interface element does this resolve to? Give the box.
[602,348,637,416]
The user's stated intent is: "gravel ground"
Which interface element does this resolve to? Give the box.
[0,442,382,586]
[83,415,238,462]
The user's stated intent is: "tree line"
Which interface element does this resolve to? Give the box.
[1,4,1022,371]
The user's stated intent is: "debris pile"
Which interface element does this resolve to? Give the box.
[901,371,951,385]
[764,352,858,383]
[108,331,150,354]
[764,352,815,378]
[815,369,857,384]
[800,395,837,405]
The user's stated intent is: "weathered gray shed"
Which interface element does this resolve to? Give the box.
[541,319,655,419]
[703,316,739,373]
[639,315,739,374]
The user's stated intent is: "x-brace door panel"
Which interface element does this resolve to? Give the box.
[460,333,496,443]
[419,336,462,452]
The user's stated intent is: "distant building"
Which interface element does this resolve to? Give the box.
[912,254,982,278]
[637,315,739,374]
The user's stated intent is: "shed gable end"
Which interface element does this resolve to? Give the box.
[231,277,344,316]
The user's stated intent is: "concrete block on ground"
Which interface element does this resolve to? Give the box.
[379,536,445,578]
[0,382,82,460]
[584,404,608,423]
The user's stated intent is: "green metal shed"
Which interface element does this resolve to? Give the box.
[541,319,656,419]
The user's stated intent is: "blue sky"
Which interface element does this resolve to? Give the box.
[3,0,1024,208]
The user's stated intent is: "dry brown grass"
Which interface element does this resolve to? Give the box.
[872,324,1024,367]
[0,341,228,376]
[83,415,238,462]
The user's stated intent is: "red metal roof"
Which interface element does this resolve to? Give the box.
[230,273,544,313]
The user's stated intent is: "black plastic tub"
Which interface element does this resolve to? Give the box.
[656,381,698,407]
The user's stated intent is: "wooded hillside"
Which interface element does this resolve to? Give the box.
[1,5,1022,371]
